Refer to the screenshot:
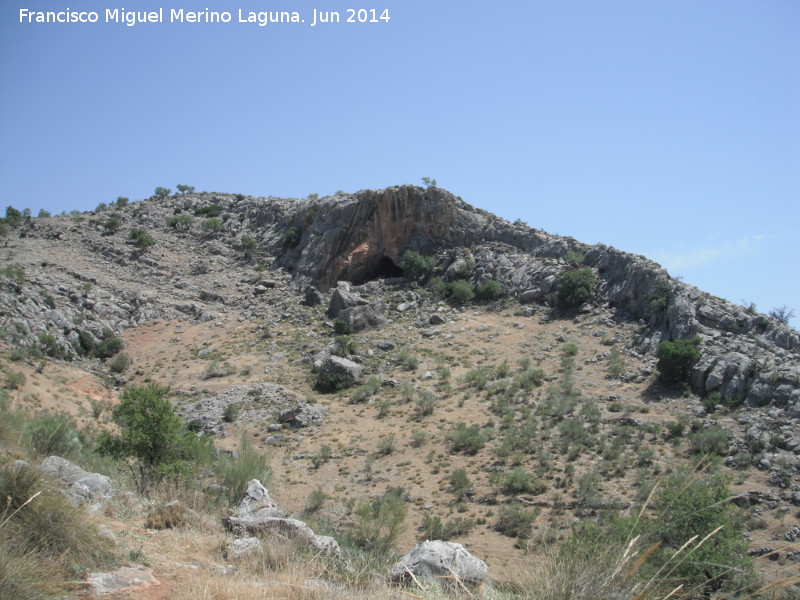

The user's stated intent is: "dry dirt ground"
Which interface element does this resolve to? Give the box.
[3,282,797,596]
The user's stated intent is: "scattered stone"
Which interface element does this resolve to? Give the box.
[87,566,159,597]
[429,314,446,325]
[227,537,264,560]
[318,355,363,387]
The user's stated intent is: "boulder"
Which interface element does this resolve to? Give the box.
[337,299,387,331]
[327,284,367,317]
[39,455,114,505]
[388,540,489,586]
[223,515,340,554]
[302,285,324,306]
[227,537,264,560]
[86,566,159,597]
[318,356,362,387]
[233,479,285,519]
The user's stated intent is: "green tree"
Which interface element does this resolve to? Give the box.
[449,279,475,305]
[650,468,752,595]
[129,227,155,250]
[153,187,171,199]
[97,384,199,496]
[176,184,195,194]
[402,250,435,280]
[102,216,122,234]
[655,337,700,385]
[556,267,597,309]
[115,196,129,206]
[5,206,24,228]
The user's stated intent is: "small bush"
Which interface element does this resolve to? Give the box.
[116,196,130,206]
[215,434,271,506]
[402,251,435,280]
[448,468,473,500]
[414,390,439,418]
[503,467,546,495]
[153,187,171,198]
[22,413,83,459]
[108,352,131,373]
[201,218,222,232]
[1,264,26,285]
[38,334,68,360]
[4,370,26,390]
[146,501,190,529]
[448,279,475,305]
[688,425,729,456]
[283,225,301,248]
[447,422,487,455]
[655,337,700,385]
[96,335,124,359]
[397,348,419,371]
[349,487,407,555]
[222,403,241,423]
[194,203,222,218]
[377,434,395,455]
[333,318,352,335]
[102,216,122,234]
[202,359,236,379]
[495,503,536,539]
[556,267,597,309]
[304,487,327,515]
[315,372,348,393]
[166,214,192,231]
[129,227,155,250]
[475,279,502,301]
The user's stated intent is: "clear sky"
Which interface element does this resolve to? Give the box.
[2,1,798,326]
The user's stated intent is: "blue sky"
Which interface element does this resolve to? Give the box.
[2,1,798,326]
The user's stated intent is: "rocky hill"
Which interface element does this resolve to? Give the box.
[1,184,799,598]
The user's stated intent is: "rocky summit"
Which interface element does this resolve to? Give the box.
[1,184,799,598]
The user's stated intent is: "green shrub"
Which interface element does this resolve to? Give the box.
[649,468,752,594]
[475,279,502,301]
[447,422,487,455]
[153,187,171,198]
[129,227,155,249]
[420,514,476,540]
[176,184,195,194]
[38,334,68,360]
[648,279,671,314]
[315,372,348,393]
[4,370,26,390]
[102,216,122,234]
[201,359,236,380]
[36,209,51,218]
[333,318,352,335]
[4,206,24,227]
[215,434,271,506]
[515,368,545,389]
[397,348,419,371]
[201,218,222,232]
[414,391,438,418]
[116,196,130,206]
[564,250,584,265]
[304,487,327,515]
[349,487,407,555]
[556,268,597,309]
[448,468,473,500]
[655,337,700,385]
[22,413,83,459]
[222,403,241,423]
[688,425,729,456]
[448,279,475,305]
[402,251,435,280]
[562,342,579,356]
[377,434,395,455]
[464,367,490,390]
[351,376,381,403]
[108,352,131,373]
[495,503,536,539]
[96,335,124,360]
[1,264,26,285]
[283,225,301,248]
[503,467,546,495]
[166,214,192,231]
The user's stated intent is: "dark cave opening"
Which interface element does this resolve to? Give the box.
[350,255,404,285]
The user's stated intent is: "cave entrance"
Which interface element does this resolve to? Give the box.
[350,255,404,285]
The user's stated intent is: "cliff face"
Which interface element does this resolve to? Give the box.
[262,184,799,409]
[3,184,798,412]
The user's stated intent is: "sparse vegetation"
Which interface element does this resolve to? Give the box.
[401,250,435,280]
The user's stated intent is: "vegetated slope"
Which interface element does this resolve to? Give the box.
[1,185,799,594]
